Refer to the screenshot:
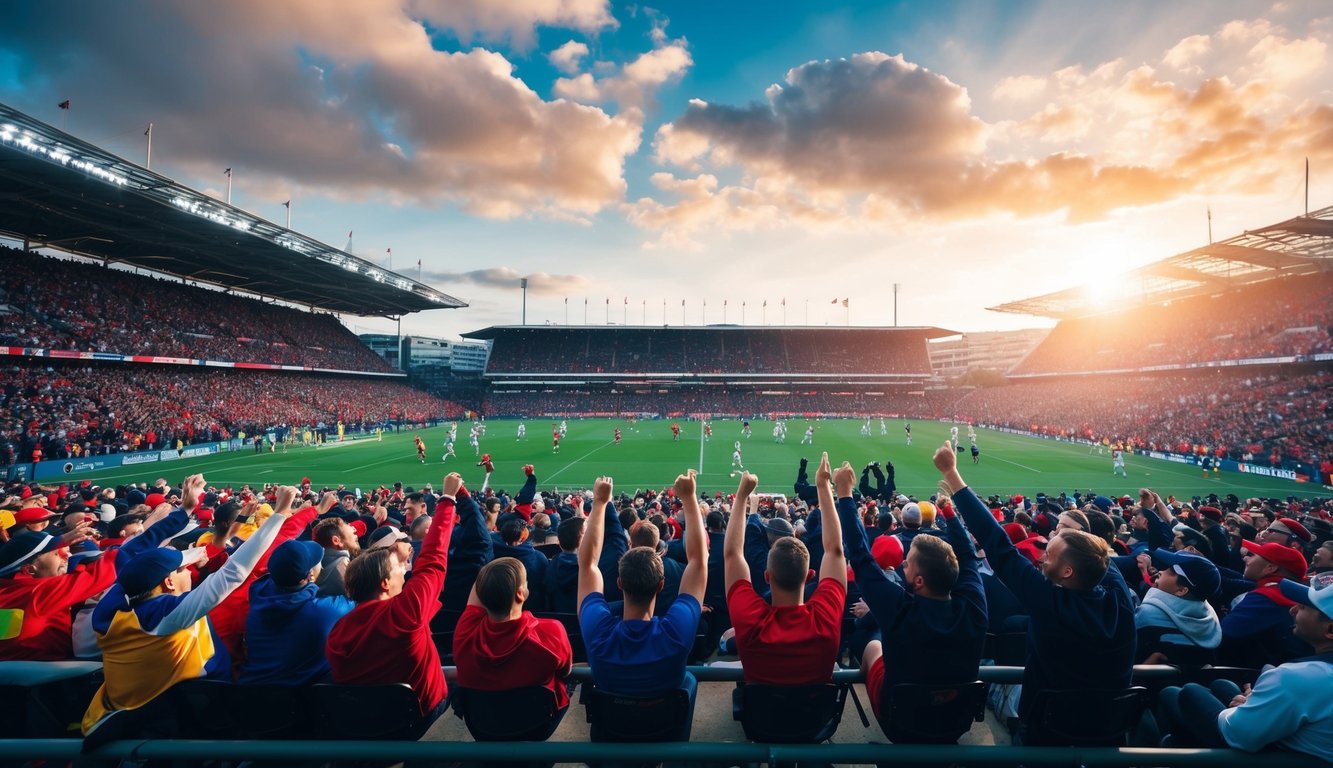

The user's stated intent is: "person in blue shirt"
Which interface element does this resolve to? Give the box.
[240,539,355,684]
[579,471,706,741]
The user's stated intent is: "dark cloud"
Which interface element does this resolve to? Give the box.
[0,1,638,218]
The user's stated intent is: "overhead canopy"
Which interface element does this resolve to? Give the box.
[0,102,465,317]
[989,205,1333,320]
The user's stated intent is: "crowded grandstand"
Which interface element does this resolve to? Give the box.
[2,98,1333,767]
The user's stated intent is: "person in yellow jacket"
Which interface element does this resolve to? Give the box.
[82,478,296,736]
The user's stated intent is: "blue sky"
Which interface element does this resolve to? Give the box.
[1,1,1330,340]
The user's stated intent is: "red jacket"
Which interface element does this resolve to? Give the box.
[0,552,119,661]
[326,493,458,716]
[454,605,572,709]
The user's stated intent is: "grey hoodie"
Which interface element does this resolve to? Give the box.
[1136,587,1222,648]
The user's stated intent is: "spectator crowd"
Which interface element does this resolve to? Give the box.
[0,246,394,372]
[2,453,1330,760]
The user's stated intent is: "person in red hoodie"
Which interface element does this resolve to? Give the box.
[453,557,573,738]
[326,472,460,739]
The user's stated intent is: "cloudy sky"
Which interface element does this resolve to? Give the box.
[2,1,1331,339]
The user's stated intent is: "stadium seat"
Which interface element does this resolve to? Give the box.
[453,685,562,741]
[582,686,691,743]
[0,660,103,739]
[535,543,562,559]
[879,681,986,745]
[983,631,1027,666]
[734,683,848,744]
[307,683,424,741]
[1021,686,1150,747]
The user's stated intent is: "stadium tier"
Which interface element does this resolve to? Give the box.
[1009,273,1333,376]
[0,246,400,373]
[1,361,464,464]
[468,325,947,379]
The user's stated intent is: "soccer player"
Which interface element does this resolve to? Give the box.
[614,428,622,445]
[880,417,887,436]
[469,427,481,456]
[949,425,959,450]
[731,443,745,471]
[672,422,681,441]
[477,453,495,492]
[1113,448,1128,477]
[967,424,976,444]
[741,420,752,439]
[559,420,568,438]
[516,422,526,441]
[801,424,815,445]
[442,439,456,462]
[703,422,712,441]
[552,425,561,454]
[904,422,912,445]
[773,422,783,442]
[971,442,981,464]
[415,434,427,464]
[861,420,871,437]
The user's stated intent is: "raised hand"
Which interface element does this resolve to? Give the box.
[442,472,464,498]
[815,452,832,486]
[735,471,758,498]
[933,442,956,474]
[833,461,856,498]
[673,469,696,500]
[593,477,614,505]
[180,474,206,513]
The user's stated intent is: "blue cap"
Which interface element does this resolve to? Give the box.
[267,540,324,587]
[116,547,206,597]
[1150,548,1220,600]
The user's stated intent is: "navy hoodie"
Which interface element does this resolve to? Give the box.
[240,577,355,685]
[953,485,1135,719]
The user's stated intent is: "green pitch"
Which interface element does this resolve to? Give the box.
[61,419,1324,502]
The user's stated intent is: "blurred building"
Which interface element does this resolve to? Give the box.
[929,328,1050,379]
[359,334,491,400]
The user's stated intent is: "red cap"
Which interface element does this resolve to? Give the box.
[1002,523,1027,545]
[871,534,904,570]
[1270,518,1312,543]
[14,507,58,525]
[145,492,168,508]
[1241,540,1308,579]
[349,520,368,538]
[1199,506,1223,523]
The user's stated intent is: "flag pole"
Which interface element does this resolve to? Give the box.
[145,124,152,169]
[225,168,233,204]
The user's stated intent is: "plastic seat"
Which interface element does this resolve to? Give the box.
[735,683,848,744]
[1023,687,1150,747]
[880,681,986,744]
[984,631,1027,666]
[170,679,243,740]
[453,685,561,741]
[583,686,690,743]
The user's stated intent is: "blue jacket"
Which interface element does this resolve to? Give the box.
[545,551,580,613]
[440,492,491,614]
[493,539,549,608]
[240,577,354,684]
[954,486,1135,719]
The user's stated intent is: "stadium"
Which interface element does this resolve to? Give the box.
[3,11,1333,766]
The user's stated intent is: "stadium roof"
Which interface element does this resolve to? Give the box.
[464,324,959,339]
[0,102,465,317]
[989,204,1333,320]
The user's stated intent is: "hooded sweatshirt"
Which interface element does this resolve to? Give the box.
[1136,587,1222,648]
[453,604,572,709]
[240,577,355,684]
[326,492,458,717]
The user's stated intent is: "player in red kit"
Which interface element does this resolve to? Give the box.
[477,453,495,491]
[552,425,561,454]
[415,434,426,463]
[672,422,681,441]
[614,428,622,445]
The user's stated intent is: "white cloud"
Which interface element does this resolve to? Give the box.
[549,40,590,74]
[993,74,1048,101]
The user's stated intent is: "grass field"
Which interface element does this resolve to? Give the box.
[60,419,1325,502]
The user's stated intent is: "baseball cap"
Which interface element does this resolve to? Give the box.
[0,532,64,576]
[267,540,324,587]
[1240,540,1308,580]
[1268,518,1313,544]
[1278,571,1333,617]
[144,492,168,509]
[0,510,15,532]
[116,547,209,597]
[765,518,794,537]
[1150,549,1220,600]
[1198,506,1223,523]
[13,507,57,526]
[368,526,410,550]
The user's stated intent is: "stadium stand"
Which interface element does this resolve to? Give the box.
[1008,274,1333,376]
[0,361,464,462]
[0,247,397,372]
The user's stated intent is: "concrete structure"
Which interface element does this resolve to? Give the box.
[929,328,1050,379]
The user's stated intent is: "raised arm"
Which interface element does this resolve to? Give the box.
[934,441,1049,609]
[724,471,759,592]
[821,456,848,587]
[675,470,708,603]
[577,476,612,610]
[388,473,459,631]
